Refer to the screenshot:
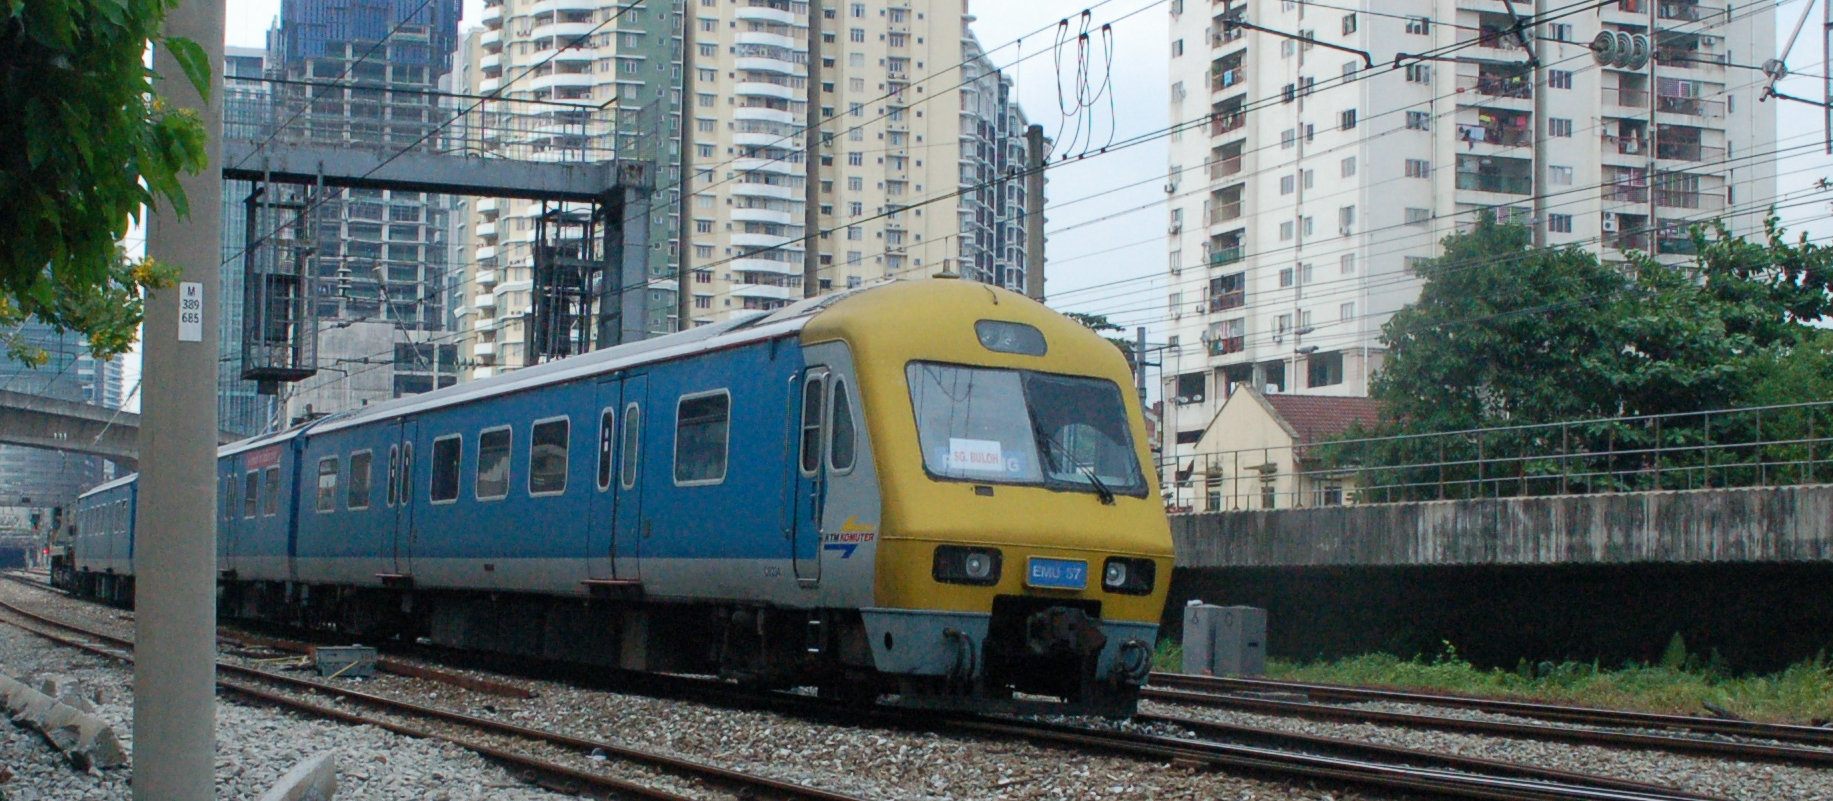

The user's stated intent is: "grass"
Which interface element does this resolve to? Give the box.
[1154,637,1833,724]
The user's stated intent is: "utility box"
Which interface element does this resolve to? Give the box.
[312,645,377,679]
[1182,604,1266,676]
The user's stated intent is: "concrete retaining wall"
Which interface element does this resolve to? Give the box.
[1172,483,1833,568]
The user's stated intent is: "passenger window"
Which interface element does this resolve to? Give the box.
[430,435,462,503]
[674,391,730,484]
[476,427,512,500]
[799,375,826,475]
[529,417,569,495]
[596,409,615,491]
[387,445,400,507]
[243,471,259,518]
[830,377,857,472]
[400,442,413,504]
[348,451,373,509]
[226,475,239,521]
[263,466,280,516]
[316,457,339,513]
[620,404,641,490]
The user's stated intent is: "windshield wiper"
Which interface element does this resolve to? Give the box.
[1031,420,1116,505]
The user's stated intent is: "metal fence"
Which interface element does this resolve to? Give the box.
[1166,400,1833,512]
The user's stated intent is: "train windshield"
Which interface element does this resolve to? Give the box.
[906,362,1146,498]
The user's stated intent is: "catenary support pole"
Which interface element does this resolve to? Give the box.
[138,0,225,798]
[676,2,695,329]
[1024,124,1046,301]
[803,0,823,298]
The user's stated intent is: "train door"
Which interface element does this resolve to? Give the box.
[612,374,646,581]
[789,367,829,583]
[394,419,418,577]
[220,462,240,577]
[585,377,620,581]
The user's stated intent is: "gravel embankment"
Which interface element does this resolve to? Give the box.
[17,574,1820,800]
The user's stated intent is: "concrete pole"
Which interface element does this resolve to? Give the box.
[1024,124,1046,301]
[676,3,695,329]
[802,0,823,298]
[138,0,224,798]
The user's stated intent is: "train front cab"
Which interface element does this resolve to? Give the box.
[806,281,1174,715]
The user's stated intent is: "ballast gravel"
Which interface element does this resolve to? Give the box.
[9,573,1825,800]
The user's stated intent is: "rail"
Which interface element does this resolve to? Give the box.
[1166,399,1833,510]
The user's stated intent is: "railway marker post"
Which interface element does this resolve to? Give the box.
[139,0,226,797]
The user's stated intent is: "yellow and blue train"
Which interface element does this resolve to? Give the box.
[59,280,1173,713]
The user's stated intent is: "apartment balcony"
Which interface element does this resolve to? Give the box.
[1657,1,1711,21]
[1205,336,1245,357]
[735,105,797,125]
[732,181,795,200]
[1209,156,1242,180]
[1456,172,1533,195]
[736,30,800,51]
[1655,188,1727,211]
[1601,87,1649,109]
[481,1,502,28]
[1656,94,1725,119]
[531,0,600,15]
[1210,246,1243,267]
[1656,141,1725,163]
[529,72,595,93]
[731,256,799,275]
[475,220,496,238]
[734,156,795,175]
[474,292,496,310]
[736,80,799,101]
[735,55,802,75]
[731,232,796,249]
[1211,112,1245,136]
[481,27,500,50]
[476,245,498,261]
[551,46,594,64]
[473,341,497,358]
[733,283,797,301]
[475,198,497,214]
[531,21,594,43]
[1209,290,1245,312]
[1600,183,1649,204]
[1209,201,1243,225]
[474,316,499,332]
[1210,67,1244,94]
[1457,71,1532,101]
[479,52,501,72]
[1657,232,1697,255]
[479,76,501,93]
[735,4,798,26]
[734,130,794,148]
[476,268,499,286]
[732,206,795,225]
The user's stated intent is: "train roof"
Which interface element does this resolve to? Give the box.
[300,284,871,436]
[77,474,138,500]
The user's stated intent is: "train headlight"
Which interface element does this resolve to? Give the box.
[933,545,1002,586]
[1102,557,1156,595]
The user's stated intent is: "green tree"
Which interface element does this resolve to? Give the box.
[0,0,210,363]
[1065,310,1136,364]
[1349,212,1766,497]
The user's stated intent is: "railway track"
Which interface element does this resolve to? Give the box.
[1147,672,1833,766]
[0,575,1750,800]
[0,594,869,801]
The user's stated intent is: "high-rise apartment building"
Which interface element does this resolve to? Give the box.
[1161,0,1773,462]
[451,0,1038,379]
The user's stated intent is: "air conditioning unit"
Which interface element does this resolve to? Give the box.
[1339,226,1353,237]
[1601,214,1619,232]
[1194,303,1207,313]
[1701,36,1718,48]
[1169,220,1183,234]
[1272,331,1284,343]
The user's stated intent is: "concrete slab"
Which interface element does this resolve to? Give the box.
[257,752,337,801]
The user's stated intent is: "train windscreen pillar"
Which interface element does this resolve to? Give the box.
[1182,603,1267,677]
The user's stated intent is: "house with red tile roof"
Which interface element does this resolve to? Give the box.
[1181,386,1384,512]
